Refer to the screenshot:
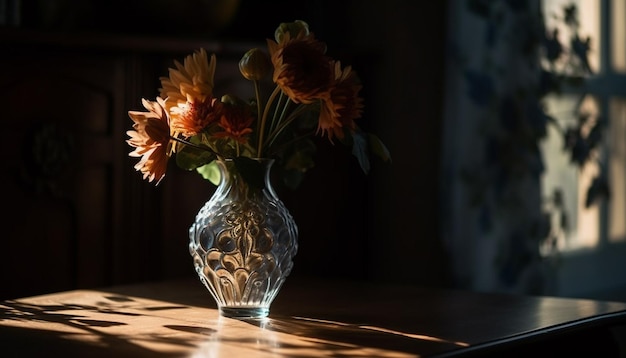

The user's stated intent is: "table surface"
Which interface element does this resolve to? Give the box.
[2,277,626,357]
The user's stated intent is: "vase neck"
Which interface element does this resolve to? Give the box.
[218,158,276,199]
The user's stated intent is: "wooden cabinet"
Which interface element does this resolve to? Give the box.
[0,29,252,299]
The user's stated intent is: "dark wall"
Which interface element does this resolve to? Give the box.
[1,0,451,299]
[215,0,452,287]
[17,0,344,42]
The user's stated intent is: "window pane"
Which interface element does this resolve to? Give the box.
[611,0,626,72]
[541,94,600,250]
[542,0,600,73]
[609,97,626,242]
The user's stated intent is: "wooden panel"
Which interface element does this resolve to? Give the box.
[0,29,255,300]
[0,49,123,299]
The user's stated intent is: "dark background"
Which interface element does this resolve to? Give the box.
[0,0,449,299]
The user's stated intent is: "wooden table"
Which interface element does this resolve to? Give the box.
[2,277,626,357]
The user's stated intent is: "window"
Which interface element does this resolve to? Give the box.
[441,0,626,299]
[541,0,626,253]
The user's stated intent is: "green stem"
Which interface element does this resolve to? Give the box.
[170,136,225,161]
[280,99,291,119]
[253,80,263,136]
[269,92,286,135]
[265,104,311,148]
[267,130,316,156]
[257,85,282,157]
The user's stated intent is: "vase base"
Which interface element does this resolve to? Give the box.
[219,306,270,318]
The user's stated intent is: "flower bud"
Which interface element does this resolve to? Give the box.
[274,20,309,43]
[239,48,272,81]
[221,94,242,105]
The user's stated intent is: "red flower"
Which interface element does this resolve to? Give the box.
[214,102,254,144]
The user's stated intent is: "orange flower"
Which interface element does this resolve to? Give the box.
[318,62,364,141]
[160,48,217,138]
[214,102,255,144]
[159,48,216,108]
[267,31,334,104]
[170,97,221,138]
[126,97,172,185]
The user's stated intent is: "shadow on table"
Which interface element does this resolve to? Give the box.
[0,291,464,357]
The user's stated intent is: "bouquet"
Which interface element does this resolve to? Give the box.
[126,20,390,189]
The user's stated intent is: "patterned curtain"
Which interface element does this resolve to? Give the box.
[441,0,558,295]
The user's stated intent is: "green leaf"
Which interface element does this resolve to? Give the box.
[284,139,316,172]
[351,131,370,173]
[350,131,392,174]
[196,160,221,185]
[175,139,216,171]
[233,156,266,190]
[368,133,392,163]
[281,169,305,190]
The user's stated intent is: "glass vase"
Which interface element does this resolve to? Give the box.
[188,158,298,318]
